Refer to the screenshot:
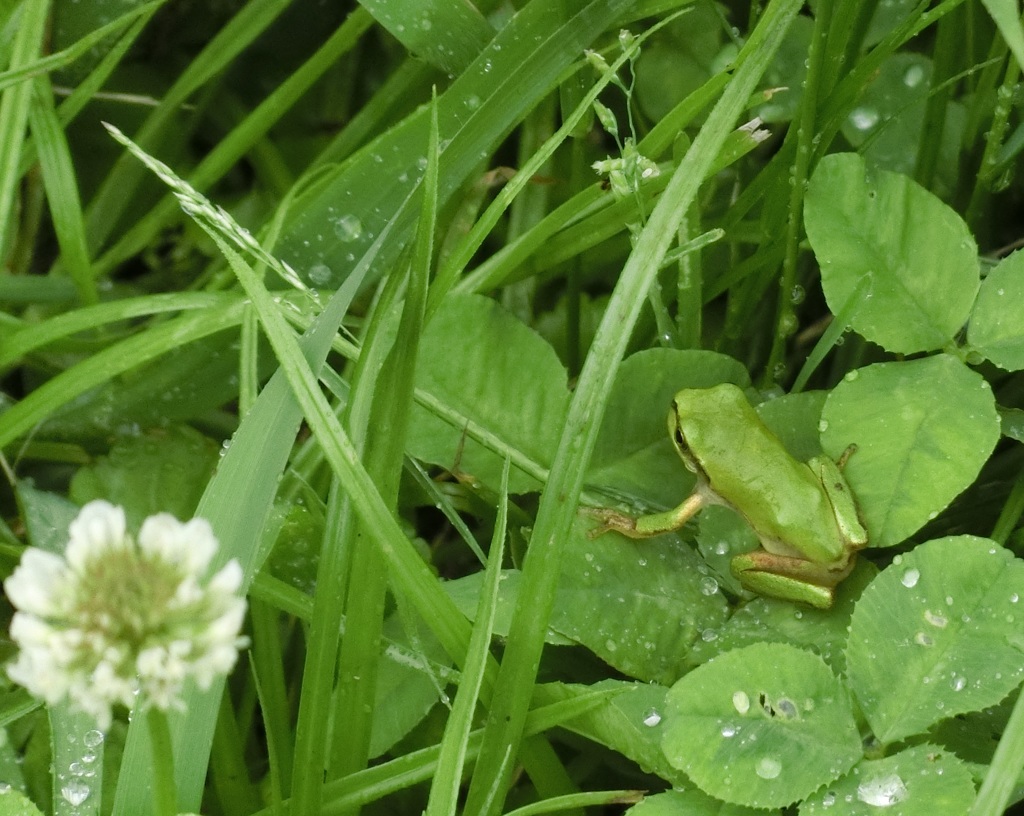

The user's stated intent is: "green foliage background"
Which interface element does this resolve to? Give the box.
[3,0,1024,814]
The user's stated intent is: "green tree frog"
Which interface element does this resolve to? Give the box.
[589,383,867,609]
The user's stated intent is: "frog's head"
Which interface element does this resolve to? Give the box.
[667,399,702,476]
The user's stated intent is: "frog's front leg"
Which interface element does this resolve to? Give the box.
[730,549,857,610]
[586,491,707,539]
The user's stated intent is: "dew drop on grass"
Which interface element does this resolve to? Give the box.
[903,63,925,87]
[308,264,333,287]
[900,568,920,588]
[333,214,363,243]
[849,107,880,130]
[61,781,91,806]
[755,757,782,779]
[856,774,908,806]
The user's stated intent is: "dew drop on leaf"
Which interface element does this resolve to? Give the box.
[755,756,782,779]
[924,610,948,628]
[856,774,908,806]
[642,708,662,727]
[900,568,920,588]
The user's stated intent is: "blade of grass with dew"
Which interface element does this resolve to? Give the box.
[28,75,95,305]
[328,92,438,788]
[274,0,633,288]
[362,0,492,74]
[0,0,47,262]
[0,302,246,450]
[460,1,804,812]
[425,457,510,816]
[50,706,103,816]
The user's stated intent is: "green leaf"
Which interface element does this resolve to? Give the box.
[801,744,975,814]
[967,249,1024,371]
[68,426,219,530]
[662,643,861,809]
[559,517,729,684]
[820,356,1000,548]
[586,348,750,510]
[846,536,1024,744]
[804,153,979,353]
[409,293,570,493]
[0,789,45,816]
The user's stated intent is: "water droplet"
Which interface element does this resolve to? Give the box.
[308,264,333,287]
[915,631,934,646]
[700,577,719,596]
[951,674,966,692]
[61,781,91,806]
[857,773,908,806]
[333,214,363,243]
[732,691,750,714]
[903,64,925,87]
[775,698,798,719]
[924,610,948,628]
[604,639,618,652]
[83,730,104,748]
[721,723,737,737]
[818,419,829,433]
[821,790,836,807]
[642,708,662,727]
[790,284,805,304]
[849,107,880,131]
[465,94,481,110]
[755,756,782,779]
[901,568,920,588]
[843,369,860,381]
[701,628,719,642]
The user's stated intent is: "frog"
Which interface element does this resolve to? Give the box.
[588,383,867,609]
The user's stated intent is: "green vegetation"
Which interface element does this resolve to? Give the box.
[3,0,1024,814]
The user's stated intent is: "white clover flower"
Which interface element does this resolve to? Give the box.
[4,501,247,730]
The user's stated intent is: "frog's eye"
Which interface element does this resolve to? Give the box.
[674,427,688,451]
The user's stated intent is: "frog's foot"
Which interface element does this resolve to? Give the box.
[582,507,643,539]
